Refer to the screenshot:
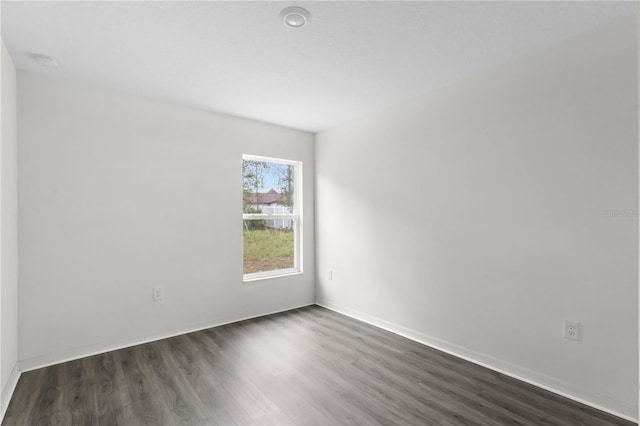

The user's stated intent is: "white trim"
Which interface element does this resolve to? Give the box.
[18,302,314,373]
[297,161,303,274]
[317,300,639,424]
[242,154,300,167]
[243,269,302,282]
[1,363,20,423]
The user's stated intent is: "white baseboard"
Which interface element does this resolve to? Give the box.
[1,363,21,423]
[317,300,638,424]
[19,302,314,373]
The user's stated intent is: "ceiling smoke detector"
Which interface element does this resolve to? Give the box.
[280,6,310,28]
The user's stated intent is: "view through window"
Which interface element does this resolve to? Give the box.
[242,155,301,279]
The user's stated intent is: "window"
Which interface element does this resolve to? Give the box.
[242,155,302,281]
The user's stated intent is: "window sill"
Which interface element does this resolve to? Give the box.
[243,269,302,283]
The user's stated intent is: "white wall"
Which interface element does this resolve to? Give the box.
[0,40,19,416]
[316,18,638,420]
[17,73,315,368]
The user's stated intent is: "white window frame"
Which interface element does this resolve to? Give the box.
[242,154,303,282]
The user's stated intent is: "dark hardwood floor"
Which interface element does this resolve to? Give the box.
[3,305,634,426]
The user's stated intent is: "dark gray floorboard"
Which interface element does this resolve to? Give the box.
[3,306,634,426]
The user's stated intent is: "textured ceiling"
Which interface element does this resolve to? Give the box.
[2,1,637,132]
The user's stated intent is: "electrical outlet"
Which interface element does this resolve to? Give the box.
[563,320,580,341]
[153,287,164,301]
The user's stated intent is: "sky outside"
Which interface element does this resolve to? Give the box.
[243,160,293,193]
[262,171,281,192]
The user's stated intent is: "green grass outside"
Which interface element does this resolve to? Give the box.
[243,228,294,274]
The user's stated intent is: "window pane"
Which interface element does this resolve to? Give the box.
[243,219,295,274]
[242,156,298,278]
[242,160,294,214]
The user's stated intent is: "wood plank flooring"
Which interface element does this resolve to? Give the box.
[3,305,634,426]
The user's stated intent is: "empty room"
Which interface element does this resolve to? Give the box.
[0,1,638,425]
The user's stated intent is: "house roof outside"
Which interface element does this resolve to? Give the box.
[244,189,287,206]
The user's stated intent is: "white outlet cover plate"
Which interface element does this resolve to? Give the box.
[563,320,581,341]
